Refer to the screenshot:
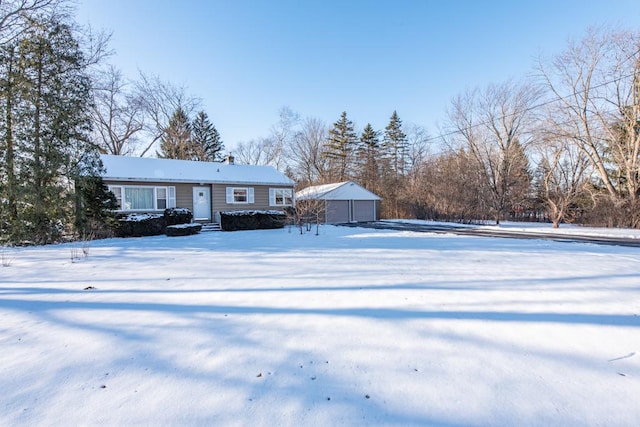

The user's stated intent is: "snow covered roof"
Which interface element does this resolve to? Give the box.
[100,154,294,186]
[296,181,381,201]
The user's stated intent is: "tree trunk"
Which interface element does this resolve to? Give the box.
[4,46,18,223]
[34,48,44,227]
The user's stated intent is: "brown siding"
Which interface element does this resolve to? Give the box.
[212,184,293,213]
[175,184,196,210]
[105,180,293,221]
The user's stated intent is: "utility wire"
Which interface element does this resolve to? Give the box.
[428,46,640,148]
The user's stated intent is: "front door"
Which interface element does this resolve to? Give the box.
[193,187,211,221]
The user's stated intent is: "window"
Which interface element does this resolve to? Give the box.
[269,188,293,206]
[234,188,247,203]
[226,187,254,204]
[108,185,176,211]
[156,188,167,209]
[125,187,154,210]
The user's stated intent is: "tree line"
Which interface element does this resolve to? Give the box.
[233,29,640,229]
[1,0,639,247]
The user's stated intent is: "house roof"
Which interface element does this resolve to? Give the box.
[296,181,381,201]
[100,154,295,186]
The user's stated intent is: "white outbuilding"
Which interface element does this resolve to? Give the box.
[296,181,382,224]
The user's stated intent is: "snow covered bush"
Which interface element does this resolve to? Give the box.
[115,213,165,237]
[220,210,287,231]
[75,176,119,240]
[115,209,193,237]
[164,208,193,226]
[166,223,202,237]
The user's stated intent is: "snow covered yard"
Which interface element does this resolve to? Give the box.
[1,225,639,426]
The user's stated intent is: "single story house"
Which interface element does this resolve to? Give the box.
[296,181,382,224]
[100,154,295,223]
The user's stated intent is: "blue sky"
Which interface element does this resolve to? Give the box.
[75,1,640,150]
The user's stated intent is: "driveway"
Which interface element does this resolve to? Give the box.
[340,220,640,248]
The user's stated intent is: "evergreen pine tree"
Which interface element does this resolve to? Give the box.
[191,110,224,161]
[74,175,118,237]
[9,16,95,244]
[357,123,380,192]
[381,111,408,217]
[157,107,192,159]
[382,110,408,178]
[0,42,20,237]
[324,111,357,181]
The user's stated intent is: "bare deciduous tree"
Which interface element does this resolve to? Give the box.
[234,137,279,166]
[233,107,300,168]
[420,148,488,222]
[447,80,540,223]
[534,133,592,227]
[90,65,144,155]
[399,124,432,218]
[134,71,200,157]
[288,116,328,186]
[0,0,61,45]
[291,197,325,235]
[538,28,640,227]
[267,106,299,170]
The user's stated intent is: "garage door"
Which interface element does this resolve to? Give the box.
[325,200,349,223]
[353,200,376,222]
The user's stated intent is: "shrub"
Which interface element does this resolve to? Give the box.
[257,211,288,229]
[115,213,165,237]
[114,208,194,237]
[164,208,193,226]
[75,176,119,239]
[166,223,202,237]
[220,210,287,231]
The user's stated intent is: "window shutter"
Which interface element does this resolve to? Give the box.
[226,187,234,204]
[248,188,255,204]
[168,187,176,208]
[269,188,276,206]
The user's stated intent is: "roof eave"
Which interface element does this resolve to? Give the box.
[103,176,295,186]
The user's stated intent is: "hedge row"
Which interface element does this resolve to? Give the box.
[115,209,287,236]
[115,208,194,237]
[164,208,193,226]
[220,210,287,231]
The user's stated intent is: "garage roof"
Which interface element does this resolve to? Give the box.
[296,181,381,201]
